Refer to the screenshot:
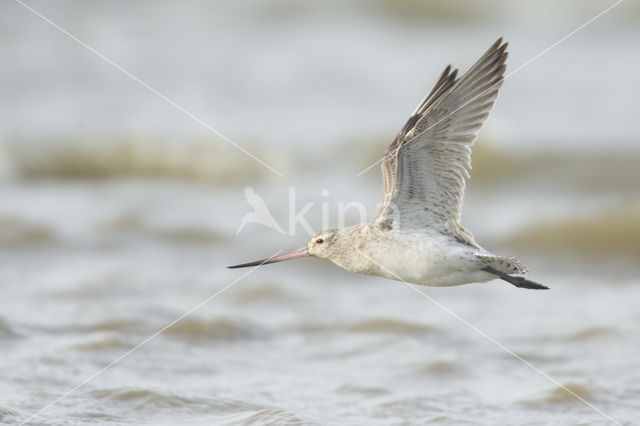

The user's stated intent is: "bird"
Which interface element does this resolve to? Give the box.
[228,38,548,290]
[236,186,285,235]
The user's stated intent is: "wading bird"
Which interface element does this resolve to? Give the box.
[229,38,547,290]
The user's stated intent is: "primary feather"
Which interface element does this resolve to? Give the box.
[376,38,508,247]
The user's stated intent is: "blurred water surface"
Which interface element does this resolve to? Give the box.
[1,1,639,425]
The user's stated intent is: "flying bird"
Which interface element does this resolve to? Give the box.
[229,38,547,290]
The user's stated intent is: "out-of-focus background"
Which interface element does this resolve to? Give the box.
[1,1,639,424]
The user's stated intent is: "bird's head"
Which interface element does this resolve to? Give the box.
[306,229,339,259]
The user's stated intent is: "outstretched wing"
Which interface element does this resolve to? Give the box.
[376,38,508,240]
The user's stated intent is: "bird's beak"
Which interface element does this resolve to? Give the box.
[227,247,308,269]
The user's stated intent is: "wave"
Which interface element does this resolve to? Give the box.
[335,384,390,397]
[368,0,486,21]
[0,216,57,247]
[516,382,596,411]
[71,318,148,333]
[525,327,618,344]
[355,136,640,190]
[413,360,460,375]
[229,283,296,303]
[544,382,593,404]
[0,406,20,423]
[4,138,640,190]
[255,0,487,23]
[505,205,640,258]
[294,317,441,336]
[89,387,262,414]
[164,317,265,340]
[566,327,617,341]
[468,142,640,190]
[99,213,222,244]
[346,317,440,335]
[69,334,129,352]
[90,387,181,403]
[215,408,310,425]
[87,387,312,424]
[3,139,279,182]
[0,316,18,338]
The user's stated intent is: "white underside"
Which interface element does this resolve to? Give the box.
[330,229,495,287]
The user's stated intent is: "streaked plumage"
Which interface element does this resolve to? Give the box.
[229,38,547,291]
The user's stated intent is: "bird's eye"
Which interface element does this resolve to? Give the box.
[316,238,324,244]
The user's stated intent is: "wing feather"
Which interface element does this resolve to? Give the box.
[376,38,508,242]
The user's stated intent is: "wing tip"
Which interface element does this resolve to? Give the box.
[494,36,508,49]
[491,37,509,62]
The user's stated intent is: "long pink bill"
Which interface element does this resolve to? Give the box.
[227,247,308,269]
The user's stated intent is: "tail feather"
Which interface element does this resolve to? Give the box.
[477,254,548,290]
[484,266,549,290]
[476,254,527,275]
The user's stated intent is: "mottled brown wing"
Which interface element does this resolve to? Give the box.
[377,38,508,235]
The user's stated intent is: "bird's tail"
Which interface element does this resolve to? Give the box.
[477,254,527,275]
[477,254,548,290]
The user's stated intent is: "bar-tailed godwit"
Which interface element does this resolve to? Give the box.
[229,38,548,290]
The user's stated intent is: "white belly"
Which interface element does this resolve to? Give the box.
[332,234,494,287]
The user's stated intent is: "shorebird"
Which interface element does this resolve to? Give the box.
[229,38,548,290]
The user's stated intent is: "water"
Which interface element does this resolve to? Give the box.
[2,1,640,425]
[1,170,638,425]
